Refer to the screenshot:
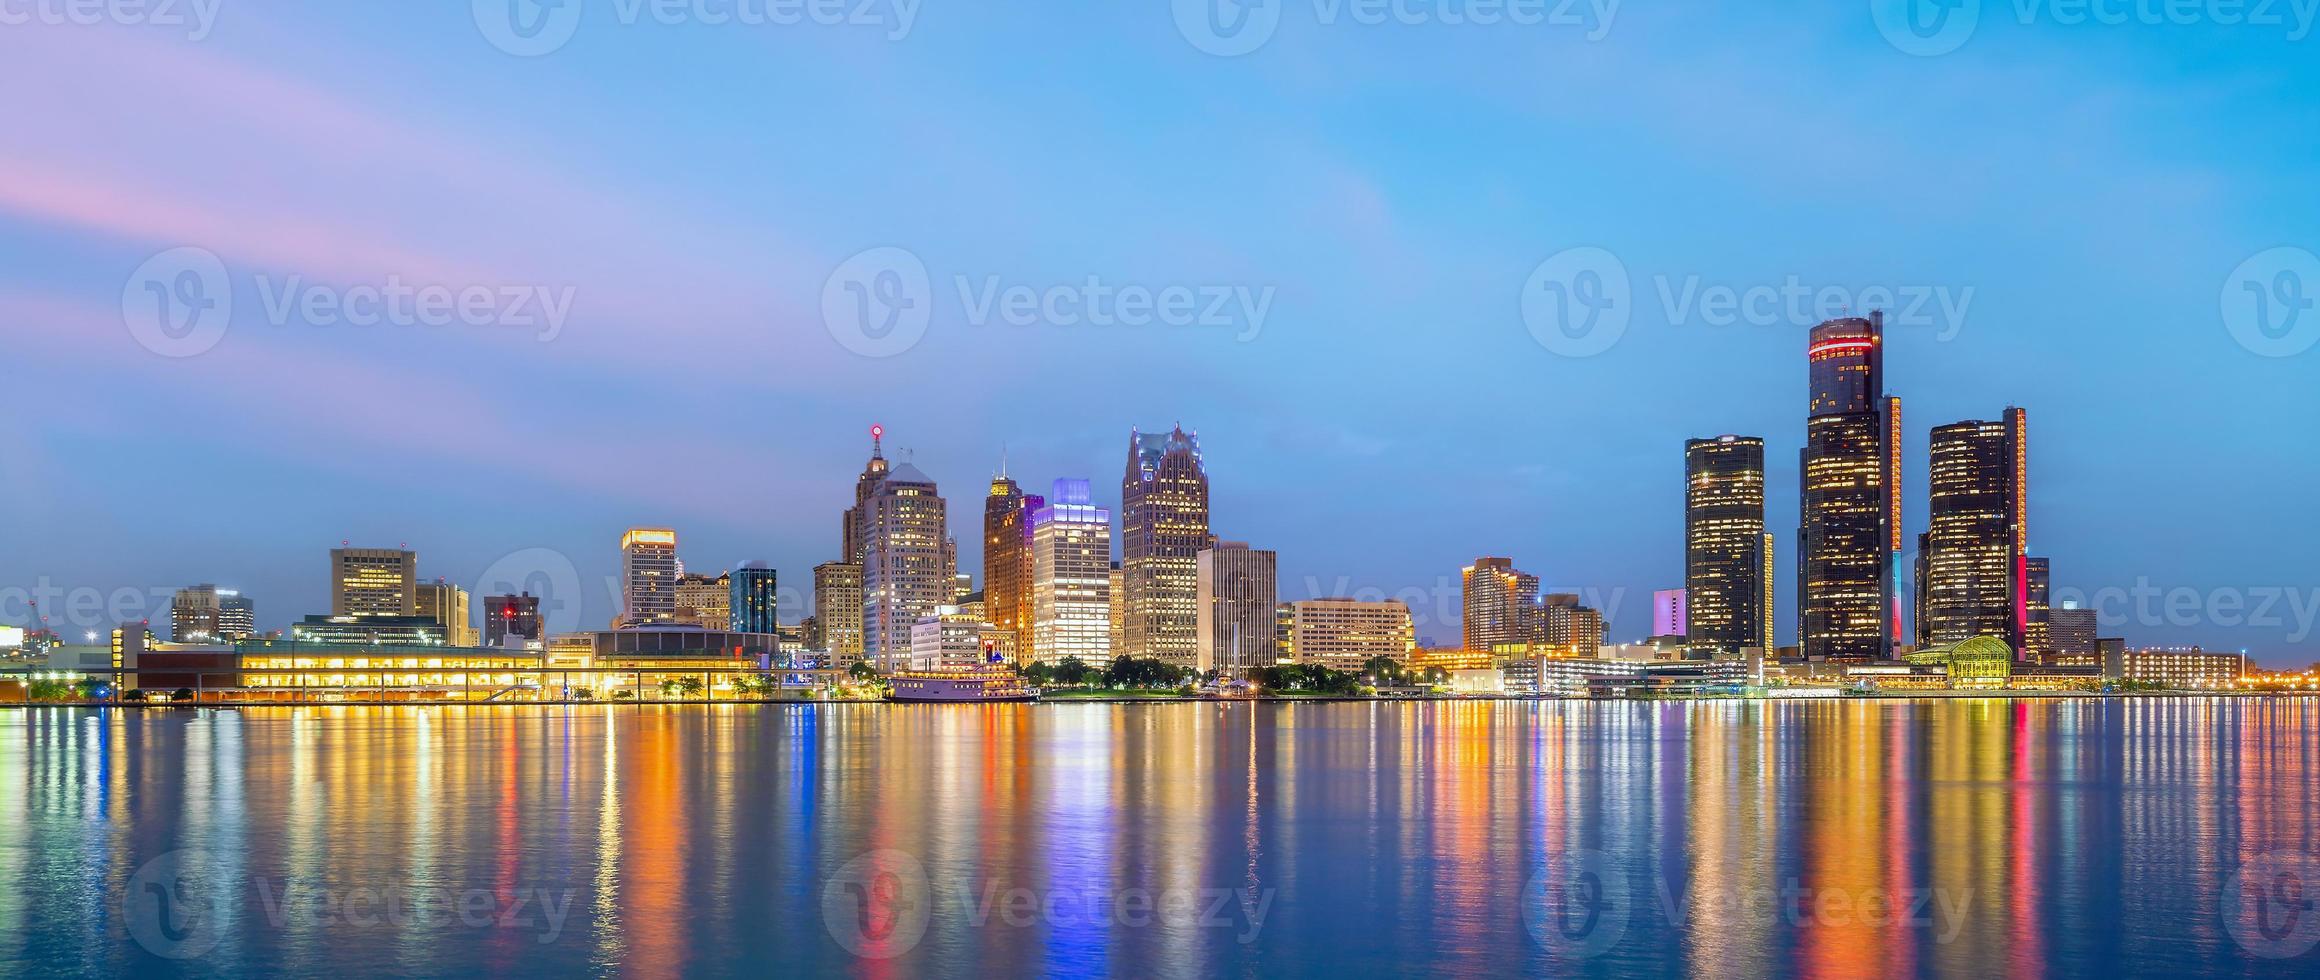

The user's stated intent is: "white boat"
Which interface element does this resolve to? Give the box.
[886,656,1037,703]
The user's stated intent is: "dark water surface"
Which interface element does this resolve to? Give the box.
[5,698,2320,977]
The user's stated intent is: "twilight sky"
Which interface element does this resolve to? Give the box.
[2,4,2315,662]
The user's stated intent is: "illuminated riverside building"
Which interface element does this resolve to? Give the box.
[1028,479,1113,665]
[1652,588,1686,639]
[842,425,891,564]
[2120,646,2246,688]
[1287,599,1415,671]
[1798,314,1898,662]
[2050,602,2097,659]
[288,614,445,646]
[619,528,679,625]
[860,458,950,669]
[414,580,476,646]
[1461,557,1538,650]
[483,593,541,647]
[217,591,254,640]
[1921,410,2028,653]
[910,605,998,671]
[1196,540,1277,675]
[170,584,224,642]
[673,571,731,629]
[982,472,1026,653]
[2024,556,2052,661]
[1540,594,1605,659]
[729,564,778,633]
[331,546,417,618]
[1119,425,1209,668]
[813,561,864,665]
[1685,435,1769,659]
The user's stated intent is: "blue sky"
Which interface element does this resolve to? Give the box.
[1,3,2315,661]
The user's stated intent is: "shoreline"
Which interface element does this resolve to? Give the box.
[1,690,2310,709]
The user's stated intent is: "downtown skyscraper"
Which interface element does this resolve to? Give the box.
[983,470,1030,658]
[1119,426,1209,668]
[860,456,949,668]
[1197,540,1277,676]
[1920,408,2031,653]
[1685,435,1772,658]
[1798,313,1901,662]
[1462,556,1539,651]
[1029,478,1113,666]
[618,528,678,626]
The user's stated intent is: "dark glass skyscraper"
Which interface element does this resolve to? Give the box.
[1921,408,2028,654]
[729,564,779,634]
[1685,435,1769,659]
[1798,313,1897,662]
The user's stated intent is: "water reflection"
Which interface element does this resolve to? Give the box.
[0,699,2316,976]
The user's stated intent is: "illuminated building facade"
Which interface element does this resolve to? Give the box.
[1540,594,1605,659]
[813,561,864,664]
[729,564,779,634]
[2120,646,2246,688]
[910,605,996,671]
[2024,555,2052,661]
[414,580,477,646]
[2050,603,2097,660]
[1029,478,1113,666]
[1288,599,1415,671]
[1119,426,1209,668]
[1461,556,1539,651]
[619,528,679,626]
[171,584,223,642]
[483,593,541,647]
[861,461,950,668]
[842,425,890,564]
[1196,540,1278,676]
[289,614,445,646]
[1798,314,1896,662]
[1685,435,1768,659]
[331,547,417,618]
[1652,588,1686,639]
[673,571,731,629]
[1921,409,2028,653]
[218,591,254,640]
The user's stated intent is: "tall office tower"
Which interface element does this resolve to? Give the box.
[1540,593,1606,659]
[414,579,476,646]
[331,546,417,618]
[1028,478,1113,666]
[1119,425,1209,667]
[2024,555,2052,661]
[674,571,731,629]
[1798,314,1895,662]
[983,472,1026,655]
[1288,599,1416,671]
[1462,557,1541,650]
[1107,562,1124,655]
[1197,541,1278,676]
[1686,435,1769,659]
[1922,409,2030,653]
[1013,492,1046,657]
[217,590,255,640]
[1652,589,1687,639]
[843,424,891,564]
[1275,602,1295,662]
[619,528,679,626]
[2050,602,2097,660]
[483,592,542,647]
[170,584,222,642]
[1758,533,1776,654]
[813,562,864,663]
[861,460,949,668]
[729,564,779,633]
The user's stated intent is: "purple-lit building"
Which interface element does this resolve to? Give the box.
[1653,589,1687,639]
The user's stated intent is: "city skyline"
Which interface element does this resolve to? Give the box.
[2,10,2314,665]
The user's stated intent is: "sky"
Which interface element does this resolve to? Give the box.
[1,3,2316,663]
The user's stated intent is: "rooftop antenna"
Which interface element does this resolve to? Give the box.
[870,423,885,460]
